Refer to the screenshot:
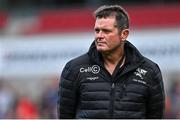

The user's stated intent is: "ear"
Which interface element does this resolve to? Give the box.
[120,29,129,41]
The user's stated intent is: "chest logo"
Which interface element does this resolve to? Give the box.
[80,65,100,74]
[134,68,147,79]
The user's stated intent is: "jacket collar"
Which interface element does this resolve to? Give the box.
[87,41,104,67]
[87,40,144,68]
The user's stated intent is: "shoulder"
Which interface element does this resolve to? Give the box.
[66,53,90,69]
[141,57,163,84]
[61,53,90,77]
[142,57,161,73]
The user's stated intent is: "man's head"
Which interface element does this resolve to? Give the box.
[93,5,130,53]
[94,5,129,31]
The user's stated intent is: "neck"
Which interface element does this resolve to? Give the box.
[102,44,125,74]
[102,44,124,65]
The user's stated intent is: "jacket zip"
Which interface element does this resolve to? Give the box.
[92,52,143,118]
[98,66,116,118]
[110,82,115,118]
[107,56,126,118]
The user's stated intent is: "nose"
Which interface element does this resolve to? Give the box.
[95,31,104,39]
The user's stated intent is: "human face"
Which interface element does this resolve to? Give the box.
[94,17,123,53]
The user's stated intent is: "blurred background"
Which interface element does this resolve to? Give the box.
[0,0,180,119]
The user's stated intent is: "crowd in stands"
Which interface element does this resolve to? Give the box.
[0,76,180,119]
[0,79,58,119]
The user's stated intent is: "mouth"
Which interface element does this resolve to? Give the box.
[95,39,106,46]
[96,42,106,46]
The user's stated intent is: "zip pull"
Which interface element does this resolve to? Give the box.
[120,84,127,98]
[123,84,126,90]
[110,83,115,95]
[112,83,115,89]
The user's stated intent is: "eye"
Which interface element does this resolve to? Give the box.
[94,28,100,33]
[102,29,111,34]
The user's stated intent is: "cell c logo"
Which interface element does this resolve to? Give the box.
[92,65,100,74]
[80,65,100,74]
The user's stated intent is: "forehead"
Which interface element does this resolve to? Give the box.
[94,17,117,28]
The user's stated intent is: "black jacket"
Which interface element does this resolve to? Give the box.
[58,41,165,119]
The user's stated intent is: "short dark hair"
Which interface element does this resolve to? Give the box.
[94,5,129,30]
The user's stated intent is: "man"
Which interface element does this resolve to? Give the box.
[57,5,165,119]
